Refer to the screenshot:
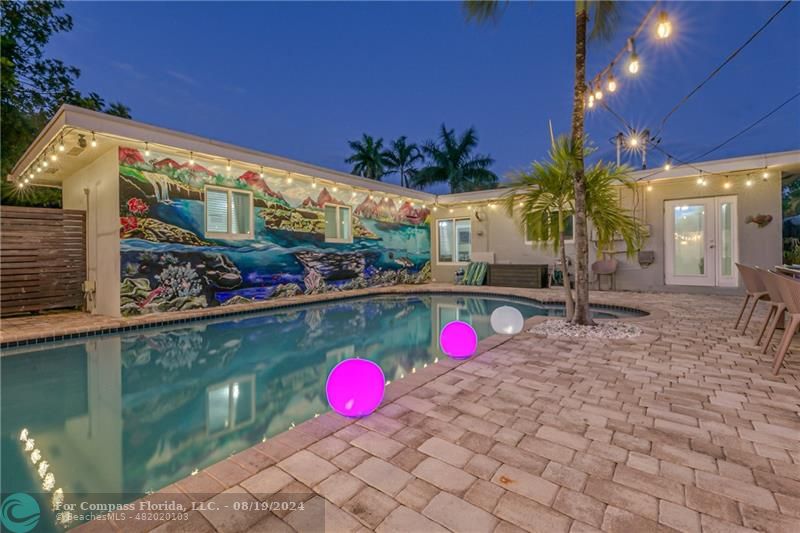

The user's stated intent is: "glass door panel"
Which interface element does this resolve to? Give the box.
[673,205,706,276]
[716,196,738,287]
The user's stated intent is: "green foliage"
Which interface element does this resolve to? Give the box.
[383,136,424,188]
[413,124,498,193]
[462,0,507,23]
[505,134,642,257]
[1,0,132,182]
[345,134,388,180]
[1,179,61,208]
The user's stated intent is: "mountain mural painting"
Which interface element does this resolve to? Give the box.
[119,147,431,315]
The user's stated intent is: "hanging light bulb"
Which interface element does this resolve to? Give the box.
[259,166,264,179]
[664,158,672,171]
[332,186,338,192]
[43,159,49,168]
[58,136,65,152]
[29,172,34,179]
[286,173,293,184]
[606,73,617,93]
[226,159,232,172]
[189,152,195,165]
[762,169,769,180]
[656,11,672,39]
[745,178,753,187]
[627,38,640,74]
[50,147,57,161]
[628,135,639,148]
[587,94,595,109]
[18,182,24,189]
[646,184,653,192]
[24,177,30,183]
[696,176,704,185]
[724,178,732,189]
[90,132,97,148]
[311,178,317,188]
[594,83,603,101]
[144,142,150,157]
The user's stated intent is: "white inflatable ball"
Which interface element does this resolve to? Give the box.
[490,306,525,335]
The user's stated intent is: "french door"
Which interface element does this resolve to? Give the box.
[665,196,738,287]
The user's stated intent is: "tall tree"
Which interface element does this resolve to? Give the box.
[413,124,498,193]
[1,0,131,180]
[465,0,620,325]
[345,134,388,180]
[505,134,642,320]
[383,136,424,188]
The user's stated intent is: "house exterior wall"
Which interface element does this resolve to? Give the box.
[117,146,431,315]
[62,148,121,316]
[431,175,780,292]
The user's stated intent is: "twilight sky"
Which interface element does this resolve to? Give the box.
[50,1,799,191]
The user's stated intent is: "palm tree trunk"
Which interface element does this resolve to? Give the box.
[559,229,575,320]
[570,3,594,326]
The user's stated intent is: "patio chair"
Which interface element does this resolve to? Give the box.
[592,258,618,291]
[734,263,769,333]
[757,270,786,352]
[458,262,488,286]
[768,272,800,374]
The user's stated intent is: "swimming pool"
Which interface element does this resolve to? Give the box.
[1,293,642,529]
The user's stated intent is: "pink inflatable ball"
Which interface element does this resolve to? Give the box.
[439,320,478,359]
[326,358,386,417]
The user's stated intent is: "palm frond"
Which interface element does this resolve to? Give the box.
[462,0,507,23]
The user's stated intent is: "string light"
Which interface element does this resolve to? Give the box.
[724,178,732,189]
[58,136,65,152]
[627,39,640,75]
[646,184,653,191]
[664,158,672,171]
[587,94,595,108]
[628,135,639,148]
[762,169,769,180]
[226,159,232,172]
[144,142,150,157]
[50,147,57,162]
[90,132,97,148]
[43,158,49,167]
[332,186,338,192]
[607,73,617,93]
[656,11,672,39]
[594,83,603,101]
[746,177,753,187]
[287,173,293,184]
[18,182,24,189]
[189,152,195,165]
[260,166,264,179]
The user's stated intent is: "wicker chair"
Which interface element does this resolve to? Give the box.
[757,270,786,352]
[769,272,800,374]
[734,263,769,333]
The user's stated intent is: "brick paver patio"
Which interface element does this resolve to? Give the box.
[15,286,800,532]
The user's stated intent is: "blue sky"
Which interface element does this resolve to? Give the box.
[50,1,799,191]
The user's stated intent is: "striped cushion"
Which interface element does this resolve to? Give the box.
[468,262,488,286]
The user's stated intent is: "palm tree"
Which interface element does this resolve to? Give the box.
[465,0,620,325]
[345,134,387,180]
[505,134,641,320]
[413,124,498,193]
[383,136,424,188]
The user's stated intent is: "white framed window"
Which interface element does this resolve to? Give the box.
[204,186,254,239]
[324,203,352,243]
[437,218,471,264]
[525,215,574,244]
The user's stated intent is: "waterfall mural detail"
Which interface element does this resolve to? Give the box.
[119,147,431,315]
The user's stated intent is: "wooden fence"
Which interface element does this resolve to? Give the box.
[1,206,86,316]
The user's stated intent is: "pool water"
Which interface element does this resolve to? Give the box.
[0,293,640,529]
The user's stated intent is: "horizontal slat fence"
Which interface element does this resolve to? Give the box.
[1,206,86,315]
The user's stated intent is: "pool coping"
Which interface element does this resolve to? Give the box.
[0,283,658,350]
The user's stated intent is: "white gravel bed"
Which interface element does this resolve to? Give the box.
[529,319,642,339]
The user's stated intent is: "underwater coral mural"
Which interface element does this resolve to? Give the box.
[119,147,431,315]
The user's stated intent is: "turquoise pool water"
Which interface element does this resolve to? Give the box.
[0,293,641,529]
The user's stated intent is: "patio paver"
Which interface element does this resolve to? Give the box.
[23,284,800,532]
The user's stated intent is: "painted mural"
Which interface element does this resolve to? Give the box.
[118,147,431,315]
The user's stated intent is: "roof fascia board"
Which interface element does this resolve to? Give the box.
[7,107,68,179]
[57,105,435,201]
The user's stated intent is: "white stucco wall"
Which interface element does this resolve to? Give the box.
[61,147,121,316]
[431,174,781,292]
